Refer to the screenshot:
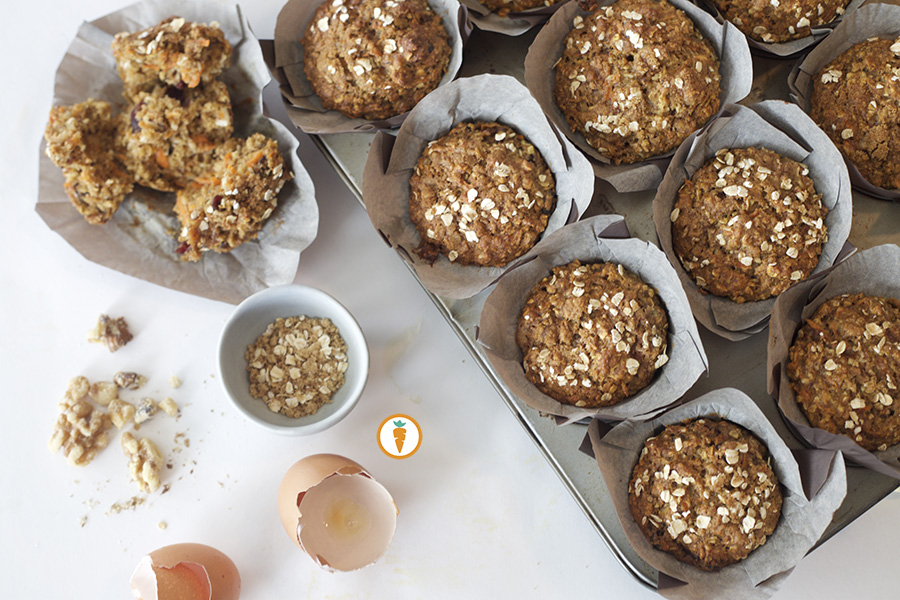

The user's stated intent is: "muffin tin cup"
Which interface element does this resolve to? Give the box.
[524,0,752,193]
[587,389,847,600]
[693,0,865,57]
[361,73,595,299]
[477,215,708,423]
[460,0,568,36]
[272,0,467,133]
[788,2,900,202]
[652,101,853,341]
[767,243,900,479]
[35,0,319,305]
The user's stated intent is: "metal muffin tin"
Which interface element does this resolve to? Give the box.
[304,27,900,589]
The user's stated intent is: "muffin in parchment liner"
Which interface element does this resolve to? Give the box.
[478,215,707,423]
[588,389,847,600]
[789,2,900,201]
[36,0,318,305]
[361,74,595,299]
[694,0,865,57]
[768,244,900,479]
[652,101,853,341]
[524,0,752,193]
[272,0,466,133]
[460,0,569,36]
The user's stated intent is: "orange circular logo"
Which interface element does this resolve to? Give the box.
[377,414,422,459]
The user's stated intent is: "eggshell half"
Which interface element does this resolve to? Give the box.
[277,453,398,572]
[130,543,241,600]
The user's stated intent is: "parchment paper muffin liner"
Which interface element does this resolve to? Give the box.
[477,215,708,423]
[36,0,318,305]
[693,0,865,57]
[767,243,900,479]
[588,389,847,600]
[788,2,900,201]
[524,0,752,193]
[652,101,853,341]
[460,0,568,36]
[272,0,466,133]
[361,74,595,299]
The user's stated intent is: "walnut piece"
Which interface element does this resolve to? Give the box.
[121,432,163,493]
[87,314,133,352]
[49,381,112,466]
[108,398,136,429]
[114,371,147,390]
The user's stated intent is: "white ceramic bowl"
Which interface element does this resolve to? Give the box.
[218,285,369,435]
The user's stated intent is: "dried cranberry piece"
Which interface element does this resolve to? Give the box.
[175,242,190,254]
[212,195,223,210]
[129,100,144,133]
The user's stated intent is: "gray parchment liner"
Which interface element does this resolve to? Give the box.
[788,2,900,202]
[36,0,318,305]
[767,243,900,479]
[589,389,847,600]
[478,215,708,423]
[524,0,753,193]
[652,101,853,342]
[273,0,466,133]
[361,74,595,300]
[694,0,866,57]
[460,0,567,36]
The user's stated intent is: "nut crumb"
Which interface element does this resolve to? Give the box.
[159,397,179,417]
[169,376,182,389]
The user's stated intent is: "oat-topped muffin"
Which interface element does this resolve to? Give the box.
[709,0,850,43]
[302,0,452,120]
[119,80,234,192]
[787,293,900,451]
[174,133,291,262]
[409,121,557,267]
[810,36,900,191]
[481,0,565,17]
[553,0,721,164]
[44,99,135,225]
[516,260,669,408]
[671,147,828,303]
[629,417,783,571]
[112,16,232,100]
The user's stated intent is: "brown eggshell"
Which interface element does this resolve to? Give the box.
[277,453,398,572]
[130,543,241,600]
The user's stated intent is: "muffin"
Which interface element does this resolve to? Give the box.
[629,417,783,571]
[174,133,292,262]
[119,80,234,192]
[44,99,135,225]
[809,36,900,191]
[111,16,232,100]
[409,121,557,267]
[516,260,669,408]
[787,293,900,451]
[302,0,452,120]
[553,0,722,164]
[481,0,565,17]
[709,0,850,43]
[671,147,828,303]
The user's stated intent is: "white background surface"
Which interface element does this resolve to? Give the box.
[2,1,899,598]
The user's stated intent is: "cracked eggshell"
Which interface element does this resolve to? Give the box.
[277,453,398,572]
[130,543,240,600]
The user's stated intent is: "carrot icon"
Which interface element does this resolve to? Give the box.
[392,420,407,453]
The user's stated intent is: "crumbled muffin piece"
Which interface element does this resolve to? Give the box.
[302,0,452,120]
[121,432,164,493]
[481,0,564,17]
[787,293,900,451]
[87,314,134,352]
[112,16,232,99]
[709,0,850,43]
[173,133,291,261]
[629,418,783,571]
[44,99,134,224]
[672,147,828,302]
[810,36,900,191]
[516,260,669,407]
[409,121,557,267]
[553,0,721,164]
[119,80,234,192]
